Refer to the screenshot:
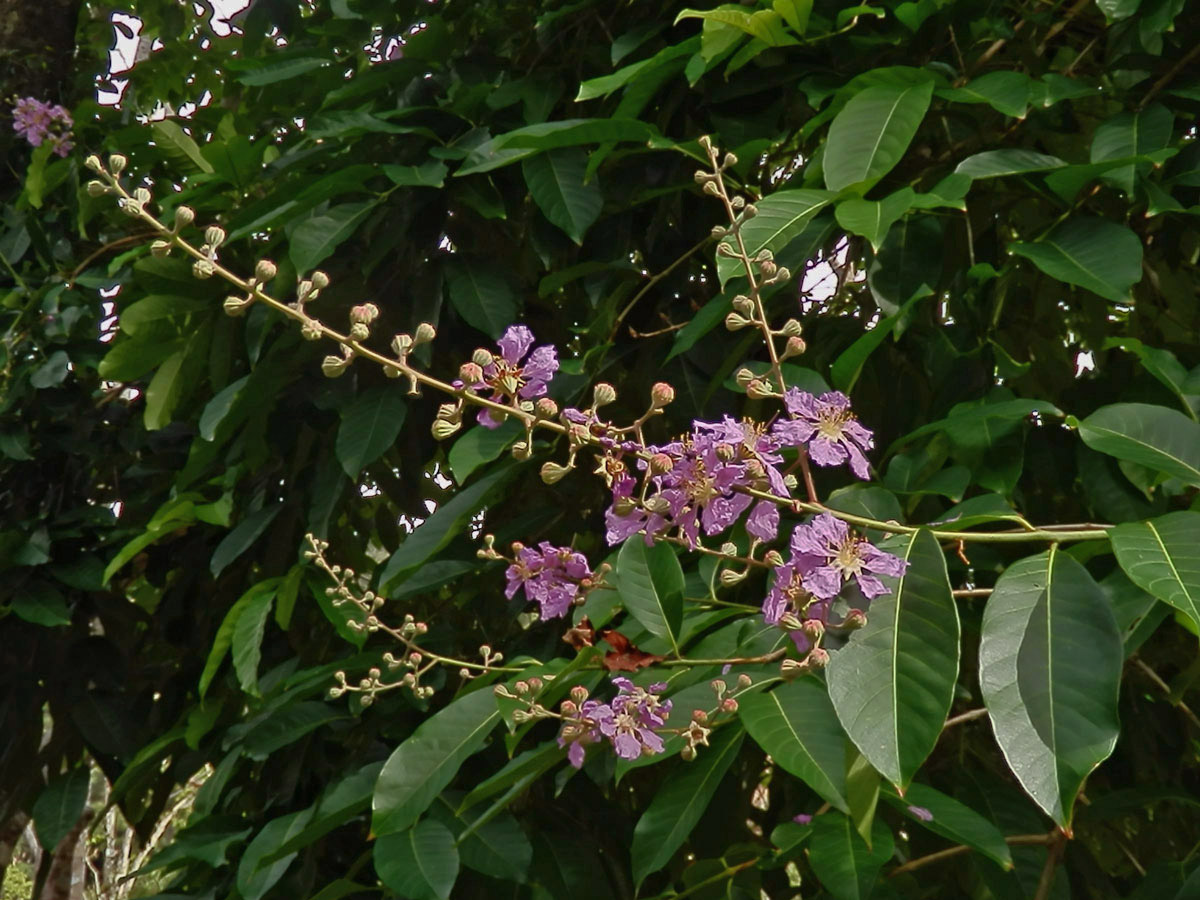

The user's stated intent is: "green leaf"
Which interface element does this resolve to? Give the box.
[831,290,927,392]
[807,813,894,900]
[30,350,70,389]
[954,149,1067,178]
[373,688,501,836]
[630,725,745,886]
[375,820,460,900]
[231,586,274,696]
[459,742,564,812]
[379,467,515,593]
[1096,0,1141,19]
[10,581,71,626]
[774,0,812,33]
[382,160,448,188]
[444,260,519,339]
[715,189,835,287]
[490,117,665,153]
[1090,104,1173,192]
[335,387,407,478]
[834,187,915,252]
[522,149,603,244]
[151,120,215,174]
[882,783,1012,868]
[938,71,1033,118]
[236,808,314,900]
[142,349,185,431]
[738,680,849,812]
[199,374,250,441]
[1102,338,1199,419]
[238,57,330,85]
[675,7,798,45]
[1112,512,1200,631]
[448,419,522,484]
[198,579,279,697]
[866,214,942,314]
[139,820,253,873]
[823,81,934,192]
[261,763,383,864]
[288,201,377,274]
[1075,402,1200,487]
[240,701,345,760]
[119,295,211,337]
[1010,217,1143,302]
[32,767,90,852]
[827,529,960,790]
[210,504,283,578]
[979,547,1122,827]
[431,795,533,883]
[616,537,684,652]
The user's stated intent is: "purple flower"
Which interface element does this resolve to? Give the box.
[12,97,73,157]
[559,678,672,767]
[505,542,593,619]
[464,325,559,428]
[792,813,813,826]
[907,805,934,822]
[789,514,907,600]
[773,389,874,480]
[746,500,779,542]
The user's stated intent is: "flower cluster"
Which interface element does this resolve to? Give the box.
[458,325,558,428]
[763,513,907,628]
[11,97,73,157]
[774,388,874,480]
[558,677,673,768]
[504,541,595,620]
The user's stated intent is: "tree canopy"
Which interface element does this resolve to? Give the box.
[3,0,1200,898]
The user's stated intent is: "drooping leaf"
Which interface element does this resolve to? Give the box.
[374,819,460,900]
[630,725,745,886]
[198,579,279,697]
[1009,217,1143,302]
[236,808,314,900]
[827,529,959,790]
[335,387,407,478]
[807,812,894,900]
[738,679,849,811]
[823,81,934,192]
[151,120,215,174]
[210,504,283,577]
[938,71,1034,118]
[834,187,915,252]
[372,688,501,837]
[522,148,603,244]
[444,260,519,339]
[231,586,274,696]
[1090,103,1173,191]
[615,537,684,653]
[1074,402,1200,487]
[1102,338,1199,419]
[288,201,377,274]
[32,767,90,852]
[954,149,1068,178]
[979,548,1122,827]
[1112,512,1200,631]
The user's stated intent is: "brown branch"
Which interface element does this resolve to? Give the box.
[607,234,711,342]
[1133,658,1200,729]
[1138,39,1200,110]
[1033,831,1067,900]
[64,232,158,286]
[952,588,992,598]
[943,707,988,729]
[890,832,1056,878]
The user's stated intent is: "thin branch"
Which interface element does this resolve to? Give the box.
[607,235,711,342]
[952,588,993,598]
[1033,831,1066,900]
[890,832,1056,877]
[1138,39,1200,110]
[1133,658,1200,729]
[943,707,988,729]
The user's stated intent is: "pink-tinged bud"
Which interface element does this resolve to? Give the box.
[527,677,544,692]
[459,361,484,385]
[559,700,578,716]
[721,697,739,713]
[803,619,825,642]
[514,681,529,695]
[649,452,674,475]
[650,382,675,408]
[747,379,775,400]
[806,648,830,671]
[255,259,277,282]
[782,335,807,359]
[350,303,379,325]
[764,550,785,567]
[569,684,589,704]
[844,609,868,631]
[535,397,559,418]
[592,382,617,407]
[692,709,708,724]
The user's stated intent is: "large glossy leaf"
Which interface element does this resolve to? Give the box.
[236,808,314,900]
[808,813,894,900]
[1112,512,1200,631]
[865,214,942,314]
[1090,103,1173,192]
[444,260,519,339]
[288,201,377,274]
[979,548,1122,827]
[827,529,959,790]
[738,679,849,811]
[335,387,407,478]
[882,782,1012,868]
[938,71,1033,118]
[834,187,914,252]
[1010,217,1143,302]
[32,767,90,851]
[823,81,934,192]
[831,289,928,392]
[150,120,215,174]
[1075,402,1200,486]
[447,419,523,483]
[522,148,603,244]
[615,536,684,652]
[432,795,533,883]
[630,725,744,886]
[954,149,1067,178]
[1102,338,1199,420]
[375,820,460,900]
[372,688,501,837]
[199,579,279,697]
[715,189,835,286]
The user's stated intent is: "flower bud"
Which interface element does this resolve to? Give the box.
[255,259,277,282]
[108,153,127,175]
[322,355,350,378]
[414,322,436,344]
[721,697,739,713]
[725,312,751,331]
[458,361,483,385]
[311,270,330,290]
[86,180,108,197]
[612,495,636,516]
[540,461,571,484]
[843,609,868,631]
[774,266,791,283]
[205,225,226,247]
[134,187,151,205]
[121,199,143,218]
[528,677,544,692]
[570,685,589,704]
[702,180,721,196]
[301,319,323,341]
[737,673,752,688]
[192,259,215,279]
[743,203,758,218]
[681,744,697,761]
[514,680,529,695]
[782,335,807,359]
[779,613,805,631]
[644,496,671,516]
[436,403,462,423]
[759,259,777,279]
[511,440,530,460]
[348,323,367,341]
[723,152,738,169]
[764,550,785,567]
[781,318,803,337]
[649,452,674,475]
[710,679,727,698]
[735,367,758,389]
[719,568,747,587]
[174,205,195,229]
[806,648,830,671]
[391,333,414,356]
[781,658,805,680]
[350,303,379,325]
[747,379,775,400]
[559,700,578,717]
[692,709,708,724]
[150,240,172,258]
[432,418,461,440]
[85,154,103,173]
[472,348,494,368]
[731,294,754,316]
[535,397,559,418]
[803,619,825,642]
[223,295,252,316]
[592,382,617,407]
[650,382,675,408]
[720,542,738,555]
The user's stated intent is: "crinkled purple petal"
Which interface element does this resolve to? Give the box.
[861,543,908,577]
[808,435,849,468]
[477,407,504,429]
[854,573,889,599]
[844,439,872,480]
[772,418,817,448]
[783,388,819,419]
[762,586,787,625]
[702,493,752,535]
[805,565,843,600]
[638,728,665,755]
[567,740,586,769]
[605,507,646,546]
[789,630,811,655]
[497,325,534,364]
[746,500,779,542]
[613,732,641,760]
